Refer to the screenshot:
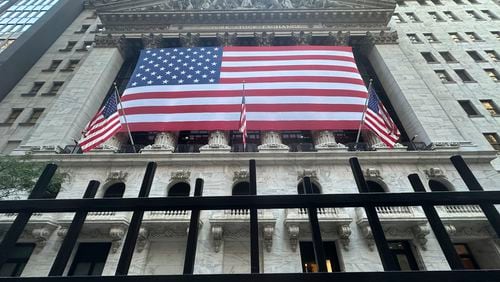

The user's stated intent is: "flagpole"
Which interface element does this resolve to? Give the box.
[242,81,246,153]
[355,79,373,148]
[114,82,136,153]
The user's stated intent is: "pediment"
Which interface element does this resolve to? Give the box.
[88,0,395,12]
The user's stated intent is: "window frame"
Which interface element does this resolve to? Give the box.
[458,100,482,117]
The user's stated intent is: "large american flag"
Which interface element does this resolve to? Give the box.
[120,45,368,132]
[364,85,400,147]
[78,91,122,152]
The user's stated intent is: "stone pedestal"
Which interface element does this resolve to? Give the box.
[199,131,231,153]
[313,130,347,151]
[141,132,178,154]
[258,131,289,153]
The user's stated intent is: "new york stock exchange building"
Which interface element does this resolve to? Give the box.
[0,0,500,280]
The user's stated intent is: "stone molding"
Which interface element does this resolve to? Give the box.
[94,34,130,57]
[106,170,128,182]
[170,170,191,183]
[233,170,250,183]
[297,169,318,182]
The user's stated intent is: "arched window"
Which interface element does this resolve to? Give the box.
[366,180,386,193]
[297,181,321,194]
[103,182,125,198]
[168,182,190,197]
[428,179,452,192]
[232,181,250,195]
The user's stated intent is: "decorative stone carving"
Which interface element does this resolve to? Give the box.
[297,169,318,182]
[372,141,407,151]
[445,224,457,235]
[364,168,382,180]
[365,30,399,46]
[142,33,163,48]
[254,32,274,46]
[94,34,130,57]
[287,224,300,252]
[338,224,352,251]
[325,31,350,46]
[107,170,128,182]
[359,225,375,251]
[312,131,347,151]
[180,32,200,47]
[141,132,177,153]
[425,168,446,179]
[258,131,289,152]
[216,32,238,46]
[412,224,431,250]
[170,170,191,183]
[233,170,250,183]
[109,226,126,253]
[263,225,274,252]
[57,228,68,238]
[291,31,312,45]
[32,228,53,248]
[136,228,149,253]
[430,142,460,150]
[199,131,231,153]
[211,225,223,253]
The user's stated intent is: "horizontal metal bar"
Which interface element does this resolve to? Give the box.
[0,271,499,282]
[0,191,499,213]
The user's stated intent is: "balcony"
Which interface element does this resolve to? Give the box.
[436,205,492,240]
[284,208,352,251]
[356,206,429,250]
[209,209,276,252]
[141,210,193,238]
[0,213,58,250]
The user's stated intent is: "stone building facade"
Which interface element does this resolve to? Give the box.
[0,0,500,277]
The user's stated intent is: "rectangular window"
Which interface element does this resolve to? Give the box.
[458,100,481,116]
[449,32,465,43]
[443,11,460,21]
[435,70,454,83]
[74,24,90,34]
[421,52,438,63]
[388,241,420,271]
[485,69,500,82]
[68,242,111,276]
[491,31,500,40]
[0,243,35,277]
[466,51,485,62]
[484,133,500,150]
[23,81,44,96]
[61,59,80,72]
[90,24,104,33]
[59,41,77,52]
[299,241,341,273]
[42,60,62,72]
[481,10,498,20]
[429,12,444,21]
[407,33,422,43]
[42,81,63,96]
[406,13,421,23]
[466,10,483,20]
[485,50,499,62]
[431,0,442,5]
[465,32,482,42]
[480,99,500,116]
[26,109,44,124]
[453,0,464,4]
[423,33,439,43]
[417,0,428,5]
[439,51,457,63]
[76,41,94,52]
[455,69,476,82]
[4,108,23,124]
[392,13,404,23]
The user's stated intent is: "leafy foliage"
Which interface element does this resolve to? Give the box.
[0,155,66,199]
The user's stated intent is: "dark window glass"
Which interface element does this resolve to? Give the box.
[43,60,62,71]
[68,243,111,276]
[232,182,250,195]
[458,100,480,116]
[168,182,190,197]
[435,70,454,82]
[75,24,90,34]
[421,52,438,63]
[407,34,422,43]
[423,33,439,43]
[59,41,77,51]
[439,52,456,62]
[455,69,475,82]
[480,99,500,115]
[5,109,22,123]
[103,183,125,198]
[299,241,341,273]
[26,82,44,95]
[485,69,500,82]
[454,244,480,269]
[467,51,485,62]
[484,133,500,150]
[485,50,499,62]
[0,243,35,277]
[26,109,44,124]
[429,179,450,191]
[388,241,420,271]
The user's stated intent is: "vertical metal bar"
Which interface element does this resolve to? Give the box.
[408,174,464,269]
[49,180,100,276]
[450,155,500,237]
[349,157,399,271]
[249,159,260,273]
[115,162,157,276]
[303,177,327,272]
[0,164,57,267]
[183,178,204,274]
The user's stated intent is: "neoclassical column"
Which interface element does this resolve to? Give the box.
[139,33,180,154]
[252,32,289,152]
[199,33,239,153]
[312,131,347,151]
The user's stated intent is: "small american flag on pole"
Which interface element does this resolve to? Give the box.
[239,89,247,149]
[364,85,400,147]
[78,91,122,152]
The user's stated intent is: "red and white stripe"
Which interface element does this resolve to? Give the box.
[78,109,122,152]
[239,95,247,147]
[120,46,368,132]
[364,105,400,148]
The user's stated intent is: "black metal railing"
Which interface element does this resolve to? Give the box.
[0,156,499,281]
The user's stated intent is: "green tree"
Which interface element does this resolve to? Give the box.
[0,155,66,199]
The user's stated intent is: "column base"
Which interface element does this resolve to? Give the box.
[199,144,231,153]
[315,142,348,152]
[141,144,175,154]
[257,143,289,153]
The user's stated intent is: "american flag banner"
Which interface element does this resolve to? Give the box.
[363,85,401,147]
[120,45,369,132]
[78,91,122,152]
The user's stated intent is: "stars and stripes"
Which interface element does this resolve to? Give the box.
[78,91,122,152]
[363,85,400,147]
[120,45,369,132]
[239,93,247,148]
